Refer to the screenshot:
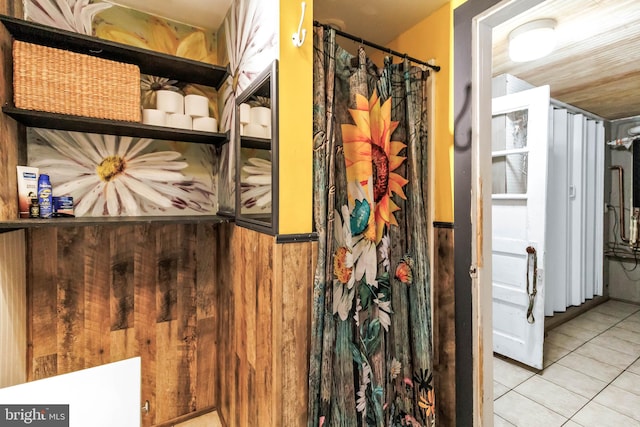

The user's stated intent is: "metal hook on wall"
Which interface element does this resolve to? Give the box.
[292,1,307,47]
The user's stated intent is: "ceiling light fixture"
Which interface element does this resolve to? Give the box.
[508,19,557,63]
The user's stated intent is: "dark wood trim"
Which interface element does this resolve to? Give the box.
[0,215,231,233]
[2,108,230,146]
[275,232,318,243]
[433,221,454,229]
[240,135,271,150]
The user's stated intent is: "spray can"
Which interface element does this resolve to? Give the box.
[38,173,53,219]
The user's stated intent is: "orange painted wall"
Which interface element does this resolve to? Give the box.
[383,1,466,222]
[278,0,313,234]
[278,0,467,229]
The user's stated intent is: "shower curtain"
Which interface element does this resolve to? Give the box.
[308,26,435,427]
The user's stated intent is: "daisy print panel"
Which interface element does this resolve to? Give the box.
[27,128,217,217]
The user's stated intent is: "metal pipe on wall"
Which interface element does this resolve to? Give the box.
[631,139,640,248]
[610,165,628,243]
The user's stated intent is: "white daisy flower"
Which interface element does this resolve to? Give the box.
[356,383,368,414]
[374,294,392,331]
[353,233,378,288]
[240,157,271,209]
[333,205,356,320]
[353,296,362,327]
[218,0,278,207]
[29,128,214,216]
[140,75,181,109]
[356,361,372,414]
[379,234,391,272]
[25,0,112,35]
[390,358,402,380]
[220,0,278,133]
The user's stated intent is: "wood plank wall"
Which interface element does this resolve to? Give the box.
[27,223,223,427]
[216,225,316,426]
[26,222,316,427]
[0,230,27,388]
[433,226,456,427]
[17,219,447,427]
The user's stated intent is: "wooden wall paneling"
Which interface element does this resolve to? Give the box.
[28,228,58,380]
[84,226,111,369]
[110,227,134,330]
[196,224,216,320]
[176,224,198,415]
[244,228,258,427]
[56,227,85,374]
[256,230,274,425]
[235,228,251,427]
[218,225,314,427]
[156,224,181,423]
[229,226,240,426]
[27,223,224,425]
[155,311,179,422]
[276,241,314,426]
[0,230,26,388]
[244,226,272,425]
[110,226,138,363]
[216,223,234,425]
[433,227,455,427]
[195,223,218,411]
[223,225,269,426]
[195,318,215,409]
[134,224,157,426]
[156,225,178,324]
[270,237,283,427]
[25,219,321,425]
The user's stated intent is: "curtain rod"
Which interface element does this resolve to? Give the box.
[313,21,441,72]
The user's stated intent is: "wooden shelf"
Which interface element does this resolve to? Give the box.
[0,14,227,88]
[3,107,229,145]
[0,16,234,232]
[240,135,271,150]
[0,214,232,233]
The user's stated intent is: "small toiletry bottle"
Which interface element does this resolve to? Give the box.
[38,173,53,219]
[29,198,40,218]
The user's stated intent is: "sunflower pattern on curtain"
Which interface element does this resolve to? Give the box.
[309,26,435,427]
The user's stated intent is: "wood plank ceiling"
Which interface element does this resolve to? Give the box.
[492,0,640,120]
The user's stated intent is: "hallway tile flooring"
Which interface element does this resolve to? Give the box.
[494,299,640,426]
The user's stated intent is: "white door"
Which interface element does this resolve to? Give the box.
[491,86,550,370]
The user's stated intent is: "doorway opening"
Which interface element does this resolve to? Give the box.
[455,0,640,424]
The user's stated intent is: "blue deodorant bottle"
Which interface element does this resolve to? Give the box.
[38,173,53,219]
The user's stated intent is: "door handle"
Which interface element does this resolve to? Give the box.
[526,246,538,324]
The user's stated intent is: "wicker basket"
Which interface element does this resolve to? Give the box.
[13,40,141,122]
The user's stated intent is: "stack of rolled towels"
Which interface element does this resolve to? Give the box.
[142,90,218,132]
[239,103,271,138]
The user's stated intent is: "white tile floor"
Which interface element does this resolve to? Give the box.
[493,299,640,426]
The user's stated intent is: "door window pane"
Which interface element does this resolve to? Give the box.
[492,153,528,194]
[492,109,528,194]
